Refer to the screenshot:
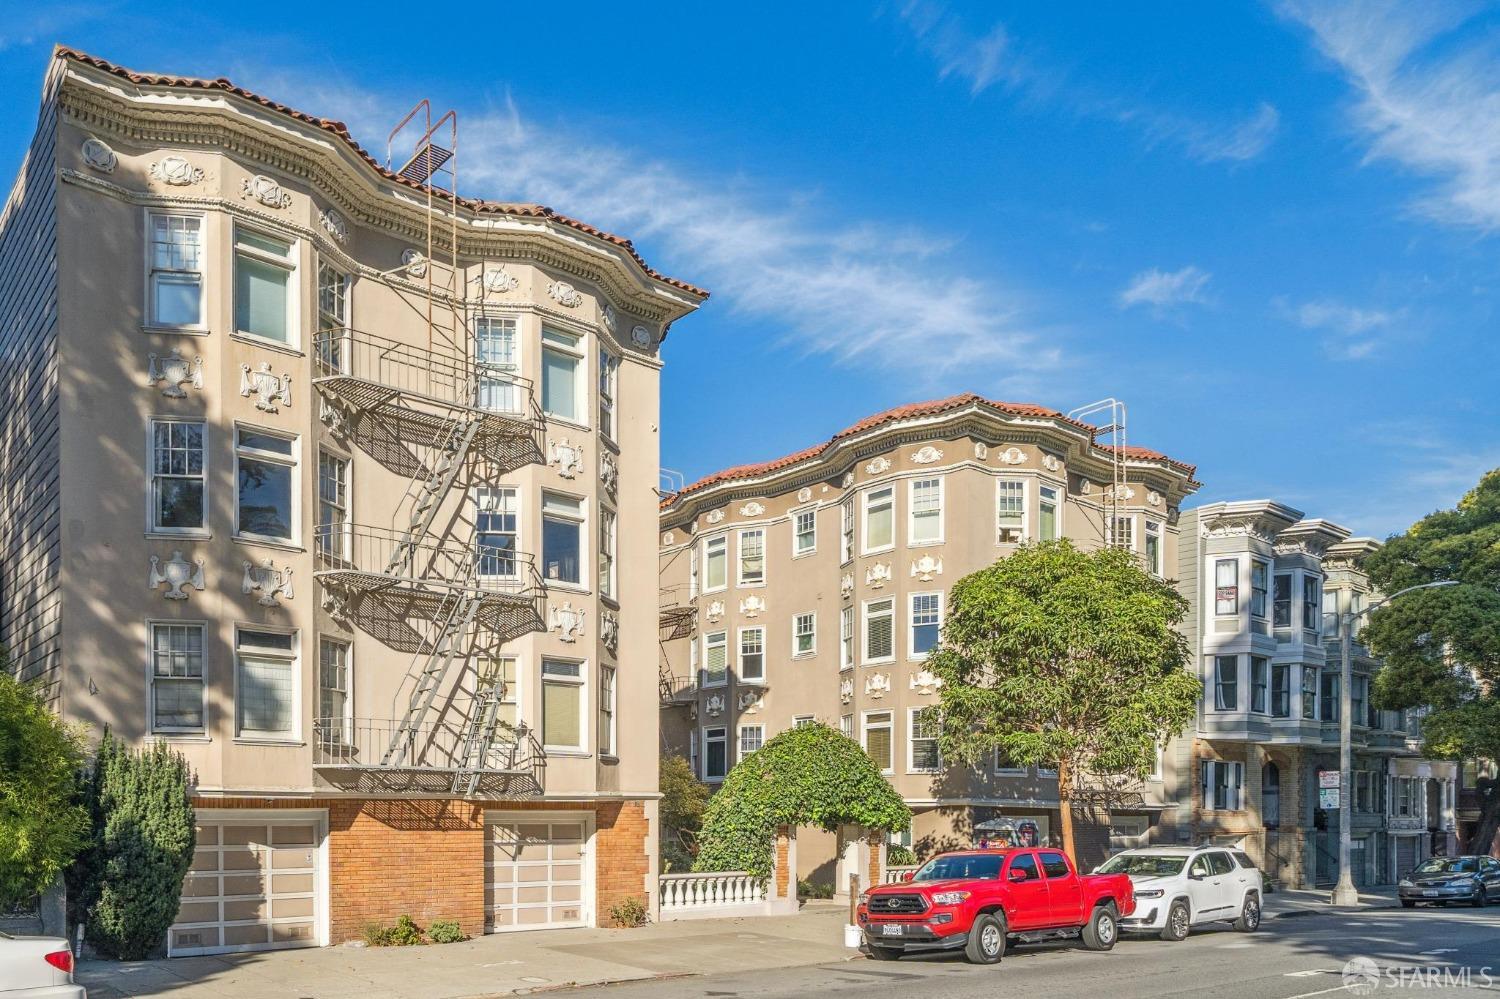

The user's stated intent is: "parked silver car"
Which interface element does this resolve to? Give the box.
[1398,856,1500,908]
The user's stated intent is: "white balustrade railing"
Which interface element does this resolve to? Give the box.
[658,871,768,919]
[883,865,920,884]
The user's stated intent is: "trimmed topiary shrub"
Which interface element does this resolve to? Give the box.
[69,730,196,959]
[693,723,910,879]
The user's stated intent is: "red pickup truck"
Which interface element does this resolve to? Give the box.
[857,847,1135,964]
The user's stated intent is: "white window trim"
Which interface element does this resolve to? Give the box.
[233,423,301,547]
[1038,480,1064,542]
[993,747,1027,777]
[1250,559,1270,620]
[861,486,895,556]
[1144,519,1164,577]
[1112,514,1137,552]
[792,506,817,558]
[597,346,619,442]
[598,503,617,600]
[738,723,764,758]
[702,725,729,782]
[233,624,301,742]
[907,590,943,661]
[702,535,728,594]
[862,597,896,666]
[792,714,815,728]
[839,605,854,672]
[736,527,766,588]
[1213,557,1240,617]
[906,476,945,547]
[232,223,300,350]
[541,490,588,591]
[474,485,521,582]
[316,635,355,750]
[143,208,207,333]
[840,498,854,565]
[996,477,1028,545]
[1201,759,1245,812]
[316,448,353,563]
[598,664,617,759]
[737,626,766,685]
[861,710,895,776]
[540,656,589,755]
[701,631,729,688]
[146,416,209,538]
[906,707,942,774]
[540,326,588,429]
[792,612,817,658]
[473,312,523,415]
[147,619,208,734]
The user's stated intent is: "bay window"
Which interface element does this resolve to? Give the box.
[1214,559,1238,616]
[737,528,765,586]
[235,427,297,543]
[1251,561,1268,618]
[475,316,520,412]
[1251,656,1269,713]
[864,598,894,663]
[1273,573,1292,627]
[840,498,854,564]
[599,506,617,599]
[908,477,943,544]
[148,213,204,328]
[863,487,894,552]
[541,492,583,585]
[1302,665,1319,719]
[839,606,854,670]
[996,479,1025,543]
[1303,576,1321,630]
[151,622,205,732]
[1145,520,1163,576]
[234,228,295,344]
[910,592,941,658]
[598,348,618,438]
[739,627,765,682]
[541,328,583,423]
[1272,663,1291,717]
[150,418,206,532]
[1213,655,1238,711]
[1201,760,1244,811]
[703,535,727,592]
[236,628,297,738]
[793,508,816,556]
[541,658,584,750]
[1039,484,1060,541]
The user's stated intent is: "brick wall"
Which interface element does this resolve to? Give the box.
[591,800,650,927]
[775,827,792,898]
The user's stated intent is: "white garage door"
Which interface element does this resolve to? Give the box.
[485,816,589,931]
[170,819,321,956]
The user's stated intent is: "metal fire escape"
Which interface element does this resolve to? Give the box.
[1068,397,1129,549]
[311,101,547,797]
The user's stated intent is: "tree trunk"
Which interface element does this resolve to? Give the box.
[1472,779,1500,859]
[1056,759,1077,864]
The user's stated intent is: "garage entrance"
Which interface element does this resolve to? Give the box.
[484,814,591,931]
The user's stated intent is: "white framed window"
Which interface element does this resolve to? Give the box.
[689,544,700,599]
[1273,573,1293,627]
[541,327,584,424]
[863,486,894,553]
[908,707,941,772]
[996,479,1025,543]
[737,528,765,586]
[702,631,728,687]
[1302,665,1320,720]
[150,622,205,732]
[739,627,765,683]
[541,658,586,751]
[909,592,942,659]
[233,226,296,345]
[147,212,204,329]
[1145,520,1163,577]
[317,451,350,562]
[1214,558,1239,616]
[793,508,817,556]
[149,418,206,533]
[1213,655,1238,711]
[739,724,764,757]
[598,347,619,439]
[840,498,854,564]
[598,506,617,599]
[793,613,816,657]
[840,714,853,738]
[542,491,584,586]
[1039,483,1061,542]
[862,710,894,774]
[864,598,895,663]
[908,477,943,545]
[235,627,298,739]
[1251,656,1269,714]
[792,715,816,728]
[484,654,520,730]
[598,665,616,757]
[703,726,728,780]
[1201,760,1245,811]
[993,747,1026,776]
[1303,576,1322,630]
[476,487,519,579]
[703,535,728,592]
[475,315,521,413]
[1113,515,1135,551]
[317,637,352,743]
[235,426,298,543]
[1251,560,1269,618]
[839,606,854,671]
[317,262,348,331]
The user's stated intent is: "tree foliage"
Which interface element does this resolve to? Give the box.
[0,670,89,910]
[660,755,710,836]
[694,723,910,878]
[1363,468,1500,855]
[926,540,1199,861]
[68,731,197,959]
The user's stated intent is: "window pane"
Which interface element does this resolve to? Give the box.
[238,430,294,456]
[866,489,893,549]
[154,680,204,729]
[238,457,293,540]
[153,274,202,326]
[866,725,892,770]
[238,655,293,733]
[542,680,581,747]
[239,230,291,257]
[542,347,578,421]
[236,253,290,342]
[542,513,581,584]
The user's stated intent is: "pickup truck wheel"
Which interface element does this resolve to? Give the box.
[1159,900,1190,942]
[1233,892,1261,932]
[964,913,1007,965]
[1081,903,1119,952]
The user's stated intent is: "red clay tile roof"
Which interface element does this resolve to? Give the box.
[53,46,708,301]
[1100,444,1198,477]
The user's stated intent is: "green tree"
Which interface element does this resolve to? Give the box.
[926,540,1199,861]
[0,671,89,910]
[659,755,710,871]
[69,731,197,959]
[694,723,910,878]
[1363,468,1500,857]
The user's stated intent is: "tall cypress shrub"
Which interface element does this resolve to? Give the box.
[70,731,196,959]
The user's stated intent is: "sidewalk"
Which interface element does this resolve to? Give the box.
[78,903,855,999]
[1263,884,1401,919]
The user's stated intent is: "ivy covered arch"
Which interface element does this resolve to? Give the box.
[692,723,911,878]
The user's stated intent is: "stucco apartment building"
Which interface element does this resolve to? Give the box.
[657,394,1201,879]
[1171,501,1457,888]
[0,49,706,954]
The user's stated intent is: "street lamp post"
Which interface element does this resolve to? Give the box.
[1331,579,1458,906]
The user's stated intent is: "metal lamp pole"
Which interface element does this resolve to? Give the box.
[1331,579,1458,906]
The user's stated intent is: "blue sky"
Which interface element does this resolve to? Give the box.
[4,1,1497,537]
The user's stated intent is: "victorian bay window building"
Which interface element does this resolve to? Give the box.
[657,394,1201,882]
[0,49,705,951]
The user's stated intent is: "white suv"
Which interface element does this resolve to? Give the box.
[1095,846,1264,941]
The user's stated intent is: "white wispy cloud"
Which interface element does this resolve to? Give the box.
[893,2,1279,163]
[0,5,112,51]
[1119,266,1212,308]
[1323,418,1500,535]
[1280,0,1500,229]
[1281,297,1399,360]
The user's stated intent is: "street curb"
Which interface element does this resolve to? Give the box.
[1269,903,1401,919]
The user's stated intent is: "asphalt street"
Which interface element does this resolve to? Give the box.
[571,907,1500,999]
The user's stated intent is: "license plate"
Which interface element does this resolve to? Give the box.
[880,923,904,936]
[1423,890,1439,897]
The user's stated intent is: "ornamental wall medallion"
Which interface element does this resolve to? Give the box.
[911,555,943,582]
[974,442,988,460]
[842,472,855,488]
[912,446,943,464]
[319,209,348,243]
[662,532,674,546]
[866,563,892,588]
[739,501,765,517]
[146,349,203,398]
[81,137,117,174]
[149,551,205,600]
[149,155,203,186]
[737,690,763,713]
[599,451,618,496]
[482,266,518,293]
[242,558,294,606]
[839,677,854,704]
[240,362,291,412]
[549,601,586,642]
[865,673,891,698]
[998,446,1027,465]
[631,324,651,346]
[1042,453,1061,472]
[840,573,854,599]
[706,600,725,623]
[601,611,620,655]
[601,304,617,333]
[706,693,725,717]
[706,509,725,525]
[910,669,944,695]
[739,595,766,618]
[866,456,891,475]
[1147,490,1162,507]
[797,487,812,503]
[548,438,584,479]
[401,248,428,278]
[547,280,583,307]
[241,174,293,209]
